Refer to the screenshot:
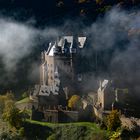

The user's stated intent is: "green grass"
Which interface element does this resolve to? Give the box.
[25,120,111,140]
[27,119,99,128]
[15,97,32,105]
[26,119,58,128]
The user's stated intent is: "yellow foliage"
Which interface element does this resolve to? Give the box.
[109,130,121,140]
[0,92,15,114]
[106,110,121,131]
[68,95,82,110]
[2,105,23,129]
[96,0,103,4]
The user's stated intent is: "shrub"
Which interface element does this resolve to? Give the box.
[106,110,121,131]
[68,95,83,110]
[109,130,121,140]
[2,105,24,129]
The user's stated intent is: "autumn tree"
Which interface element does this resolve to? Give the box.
[106,110,121,131]
[2,102,23,129]
[0,92,25,129]
[0,92,15,117]
[68,95,83,110]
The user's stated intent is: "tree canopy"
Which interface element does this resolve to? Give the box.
[68,95,83,110]
[106,110,121,131]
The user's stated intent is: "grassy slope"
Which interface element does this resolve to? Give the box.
[24,120,110,140]
[15,97,32,105]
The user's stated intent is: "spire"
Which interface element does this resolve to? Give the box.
[115,89,118,102]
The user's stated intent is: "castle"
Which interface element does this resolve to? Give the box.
[25,35,129,122]
[40,35,86,95]
[30,35,87,109]
[26,35,89,122]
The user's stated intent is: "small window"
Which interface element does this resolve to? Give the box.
[78,74,82,82]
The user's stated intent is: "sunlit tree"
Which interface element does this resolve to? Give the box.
[68,95,83,110]
[0,92,15,116]
[2,102,23,129]
[106,110,121,131]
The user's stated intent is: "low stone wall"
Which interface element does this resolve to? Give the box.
[44,110,58,123]
[43,110,79,123]
[58,110,79,122]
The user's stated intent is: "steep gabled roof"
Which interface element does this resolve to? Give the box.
[46,36,87,56]
[78,37,86,48]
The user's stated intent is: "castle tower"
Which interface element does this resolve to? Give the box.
[97,80,115,110]
[40,35,87,94]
